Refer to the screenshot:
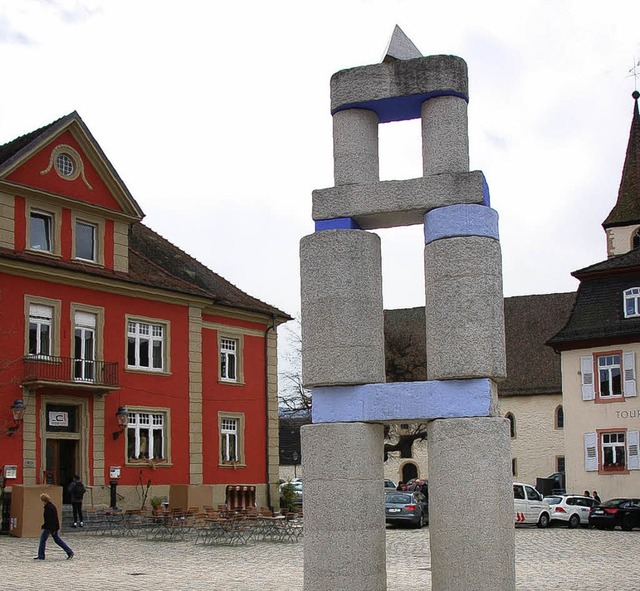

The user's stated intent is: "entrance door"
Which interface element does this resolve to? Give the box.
[45,439,77,503]
[402,462,418,483]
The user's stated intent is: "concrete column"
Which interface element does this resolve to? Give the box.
[422,95,469,175]
[424,234,506,381]
[333,109,379,185]
[300,229,385,387]
[302,422,386,591]
[427,417,516,591]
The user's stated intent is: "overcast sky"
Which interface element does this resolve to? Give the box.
[2,0,640,329]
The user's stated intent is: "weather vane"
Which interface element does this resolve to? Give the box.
[628,56,640,90]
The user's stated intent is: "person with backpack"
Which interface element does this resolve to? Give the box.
[68,475,86,528]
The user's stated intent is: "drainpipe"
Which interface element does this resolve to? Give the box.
[264,314,277,511]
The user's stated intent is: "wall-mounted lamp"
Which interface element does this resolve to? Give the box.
[112,406,128,440]
[7,399,26,437]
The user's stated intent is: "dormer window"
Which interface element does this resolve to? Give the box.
[623,288,640,318]
[633,229,640,250]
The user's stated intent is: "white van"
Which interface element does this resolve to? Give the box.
[513,482,550,527]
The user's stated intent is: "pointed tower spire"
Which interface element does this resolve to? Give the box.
[382,25,422,63]
[603,91,640,256]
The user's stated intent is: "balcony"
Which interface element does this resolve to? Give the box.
[22,356,120,393]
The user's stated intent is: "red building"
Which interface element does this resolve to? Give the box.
[0,112,289,513]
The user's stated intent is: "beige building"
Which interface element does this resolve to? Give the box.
[549,92,640,500]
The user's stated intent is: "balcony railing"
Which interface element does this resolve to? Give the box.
[22,355,119,391]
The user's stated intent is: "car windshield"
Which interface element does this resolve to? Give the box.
[386,494,411,505]
[544,496,562,505]
[602,498,624,507]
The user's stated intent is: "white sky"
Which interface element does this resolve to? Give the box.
[2,0,640,328]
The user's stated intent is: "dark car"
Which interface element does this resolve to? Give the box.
[589,498,640,531]
[384,490,428,528]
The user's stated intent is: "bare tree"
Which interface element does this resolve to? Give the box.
[278,318,311,415]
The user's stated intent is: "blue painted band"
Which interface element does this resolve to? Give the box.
[424,204,499,244]
[311,379,494,423]
[315,217,362,231]
[482,175,491,206]
[331,90,469,124]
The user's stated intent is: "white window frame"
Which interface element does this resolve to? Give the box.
[126,410,168,462]
[584,429,640,473]
[581,351,637,401]
[220,337,238,382]
[127,319,166,372]
[75,220,96,262]
[624,288,640,318]
[29,304,53,357]
[29,210,53,252]
[218,412,245,466]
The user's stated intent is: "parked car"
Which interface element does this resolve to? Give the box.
[513,482,550,527]
[384,490,428,528]
[384,479,397,490]
[544,494,598,527]
[589,498,640,531]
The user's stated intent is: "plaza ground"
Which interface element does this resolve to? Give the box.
[0,525,633,590]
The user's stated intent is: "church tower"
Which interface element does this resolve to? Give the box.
[603,91,640,257]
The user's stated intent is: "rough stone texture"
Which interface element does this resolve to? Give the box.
[427,417,516,591]
[302,423,386,591]
[331,55,468,113]
[425,235,506,381]
[312,170,488,230]
[424,204,499,243]
[422,95,469,175]
[311,378,498,423]
[300,230,385,387]
[333,109,379,185]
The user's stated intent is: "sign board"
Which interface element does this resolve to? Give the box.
[48,411,68,427]
[3,465,17,479]
[109,466,121,479]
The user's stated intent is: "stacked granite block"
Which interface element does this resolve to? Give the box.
[300,27,515,591]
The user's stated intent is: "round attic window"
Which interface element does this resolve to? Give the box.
[55,153,75,177]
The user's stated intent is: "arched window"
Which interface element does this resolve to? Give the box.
[555,405,564,429]
[506,413,516,438]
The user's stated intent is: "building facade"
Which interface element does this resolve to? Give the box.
[0,112,289,512]
[550,92,640,499]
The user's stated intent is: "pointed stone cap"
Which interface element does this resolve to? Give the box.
[603,91,640,228]
[382,25,422,62]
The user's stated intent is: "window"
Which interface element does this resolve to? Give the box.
[555,405,564,429]
[127,320,165,371]
[584,430,640,473]
[512,458,517,477]
[218,412,245,465]
[624,288,640,318]
[30,211,53,252]
[127,411,166,461]
[74,312,96,382]
[506,413,516,438]
[556,456,565,473]
[220,337,238,381]
[633,230,640,250]
[75,220,96,261]
[29,304,52,356]
[580,352,637,401]
[56,153,75,177]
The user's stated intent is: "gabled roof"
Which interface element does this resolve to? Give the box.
[385,292,575,396]
[603,92,640,228]
[0,111,144,219]
[129,223,290,319]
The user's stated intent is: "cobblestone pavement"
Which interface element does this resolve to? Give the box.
[0,525,637,590]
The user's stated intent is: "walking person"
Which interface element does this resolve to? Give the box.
[592,491,602,504]
[68,475,86,527]
[34,493,74,560]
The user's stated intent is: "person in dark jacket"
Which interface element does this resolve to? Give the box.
[68,475,86,527]
[35,493,73,560]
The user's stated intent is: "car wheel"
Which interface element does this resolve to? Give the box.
[621,515,634,532]
[415,512,424,529]
[537,512,550,528]
[568,514,580,529]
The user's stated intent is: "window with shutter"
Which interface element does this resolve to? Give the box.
[628,431,640,470]
[623,351,637,397]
